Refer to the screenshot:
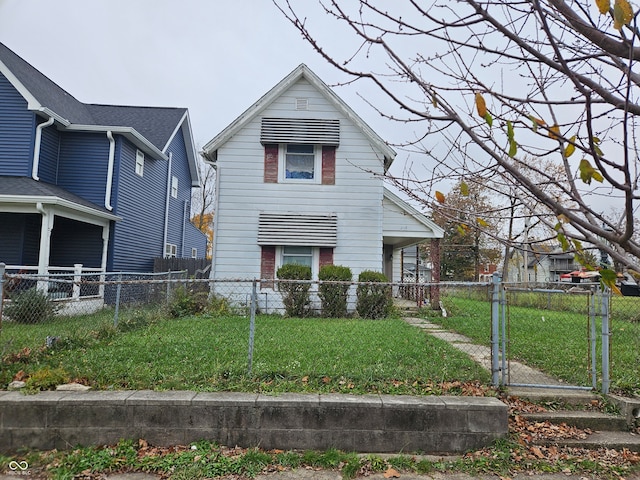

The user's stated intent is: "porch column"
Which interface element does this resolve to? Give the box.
[99,223,111,298]
[36,204,54,292]
[37,204,54,275]
[430,238,441,310]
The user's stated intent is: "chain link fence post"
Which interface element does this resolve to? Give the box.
[589,290,597,390]
[114,273,122,327]
[601,286,611,394]
[247,279,257,376]
[166,271,172,304]
[491,272,502,387]
[0,263,5,330]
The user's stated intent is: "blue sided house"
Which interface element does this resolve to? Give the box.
[0,42,207,277]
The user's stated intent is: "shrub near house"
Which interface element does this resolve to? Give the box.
[277,264,312,317]
[318,265,352,318]
[357,271,392,319]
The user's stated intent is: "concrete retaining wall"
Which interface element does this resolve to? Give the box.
[0,391,508,453]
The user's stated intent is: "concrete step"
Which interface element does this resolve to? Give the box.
[521,410,628,431]
[536,430,640,451]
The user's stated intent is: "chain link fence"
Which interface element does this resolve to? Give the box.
[0,264,637,396]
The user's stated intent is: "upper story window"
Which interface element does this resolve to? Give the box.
[135,150,145,177]
[283,144,318,182]
[171,176,178,198]
[261,117,339,185]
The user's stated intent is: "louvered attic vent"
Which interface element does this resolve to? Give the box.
[260,117,340,145]
[258,213,337,247]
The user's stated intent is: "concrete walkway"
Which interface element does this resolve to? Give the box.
[403,317,567,387]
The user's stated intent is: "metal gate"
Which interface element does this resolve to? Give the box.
[490,275,610,393]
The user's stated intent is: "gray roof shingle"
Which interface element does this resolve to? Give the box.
[0,176,113,215]
[0,41,186,152]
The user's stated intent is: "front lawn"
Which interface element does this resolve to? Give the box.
[437,295,640,395]
[0,310,490,394]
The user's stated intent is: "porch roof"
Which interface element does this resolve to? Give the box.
[383,188,444,249]
[0,176,120,222]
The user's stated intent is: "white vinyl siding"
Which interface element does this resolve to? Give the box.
[212,77,385,280]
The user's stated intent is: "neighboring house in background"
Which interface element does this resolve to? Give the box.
[0,42,207,276]
[508,245,575,283]
[400,244,434,283]
[202,64,443,310]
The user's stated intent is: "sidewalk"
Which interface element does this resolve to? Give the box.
[51,470,637,479]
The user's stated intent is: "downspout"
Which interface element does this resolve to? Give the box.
[32,116,55,180]
[105,131,115,211]
[163,152,173,253]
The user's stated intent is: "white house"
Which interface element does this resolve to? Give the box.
[507,245,576,283]
[202,64,443,309]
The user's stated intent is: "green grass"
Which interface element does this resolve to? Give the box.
[5,439,638,480]
[0,309,490,394]
[437,293,640,395]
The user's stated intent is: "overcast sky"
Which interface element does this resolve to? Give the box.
[0,0,407,167]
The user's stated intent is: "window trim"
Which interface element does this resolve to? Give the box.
[191,247,197,259]
[171,175,178,198]
[279,143,321,184]
[165,243,177,258]
[135,150,145,177]
[277,245,319,279]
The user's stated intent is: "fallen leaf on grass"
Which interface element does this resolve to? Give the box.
[384,467,401,478]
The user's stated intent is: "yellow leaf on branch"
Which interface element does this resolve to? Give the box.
[475,92,487,118]
[435,191,445,203]
[564,135,577,157]
[548,124,561,140]
[595,0,610,14]
[613,0,633,30]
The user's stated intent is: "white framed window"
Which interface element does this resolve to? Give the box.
[191,247,197,259]
[279,144,320,183]
[277,245,319,279]
[165,243,177,258]
[135,150,145,177]
[171,175,178,198]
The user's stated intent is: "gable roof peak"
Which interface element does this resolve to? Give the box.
[202,63,396,165]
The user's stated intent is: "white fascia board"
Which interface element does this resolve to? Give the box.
[0,59,41,110]
[383,187,444,238]
[0,195,121,222]
[163,111,200,187]
[0,62,71,126]
[65,124,167,160]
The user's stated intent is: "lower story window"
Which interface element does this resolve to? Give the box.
[165,243,177,258]
[282,246,313,268]
[261,245,334,288]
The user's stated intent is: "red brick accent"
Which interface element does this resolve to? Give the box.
[264,144,278,183]
[321,146,336,185]
[260,246,276,288]
[319,247,334,268]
